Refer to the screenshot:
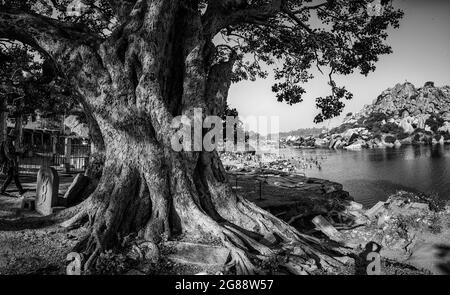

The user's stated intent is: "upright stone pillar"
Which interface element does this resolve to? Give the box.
[35,166,59,216]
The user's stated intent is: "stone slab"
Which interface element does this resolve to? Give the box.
[365,201,385,218]
[312,215,344,242]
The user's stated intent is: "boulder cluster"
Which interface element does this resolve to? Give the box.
[342,192,450,274]
[315,82,450,149]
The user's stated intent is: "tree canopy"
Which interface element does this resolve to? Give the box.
[0,0,403,123]
[0,42,76,121]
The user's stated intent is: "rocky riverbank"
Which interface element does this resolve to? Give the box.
[225,157,449,275]
[285,82,450,150]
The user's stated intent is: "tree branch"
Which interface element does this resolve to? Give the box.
[0,8,100,59]
[0,8,106,115]
[281,5,314,34]
[202,0,283,37]
[292,1,329,13]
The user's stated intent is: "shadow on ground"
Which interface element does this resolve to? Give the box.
[0,173,75,231]
[435,244,450,274]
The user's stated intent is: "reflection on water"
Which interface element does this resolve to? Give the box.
[282,145,450,207]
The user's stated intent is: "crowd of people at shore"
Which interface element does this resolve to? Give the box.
[220,151,325,174]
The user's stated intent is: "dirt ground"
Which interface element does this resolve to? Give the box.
[0,173,84,274]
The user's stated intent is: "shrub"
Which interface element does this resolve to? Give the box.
[397,132,410,140]
[363,113,388,131]
[370,123,382,133]
[425,193,447,212]
[89,250,130,275]
[425,114,444,133]
[381,122,402,134]
[424,81,435,88]
[373,132,382,140]
[385,135,396,143]
[398,192,447,212]
[370,112,388,122]
[428,215,442,234]
[438,131,450,140]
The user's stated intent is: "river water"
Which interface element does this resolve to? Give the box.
[281,145,450,208]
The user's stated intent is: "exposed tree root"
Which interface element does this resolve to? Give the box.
[59,209,88,230]
[60,170,347,275]
[57,145,347,276]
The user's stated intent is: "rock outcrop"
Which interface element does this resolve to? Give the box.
[354,82,450,121]
[342,192,450,274]
[317,82,450,149]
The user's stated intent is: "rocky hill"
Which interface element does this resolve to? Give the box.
[316,82,450,149]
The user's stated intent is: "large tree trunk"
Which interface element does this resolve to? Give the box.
[6,1,338,274]
[74,122,336,274]
[82,99,105,181]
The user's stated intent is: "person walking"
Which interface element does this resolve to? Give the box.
[0,130,26,196]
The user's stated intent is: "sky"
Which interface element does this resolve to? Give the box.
[227,0,450,134]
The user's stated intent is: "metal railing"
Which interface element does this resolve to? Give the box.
[18,143,90,174]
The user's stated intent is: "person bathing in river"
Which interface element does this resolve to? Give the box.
[0,130,26,197]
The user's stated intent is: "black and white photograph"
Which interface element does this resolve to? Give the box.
[0,0,449,285]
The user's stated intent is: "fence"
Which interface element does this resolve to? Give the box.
[18,142,90,174]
